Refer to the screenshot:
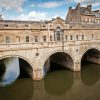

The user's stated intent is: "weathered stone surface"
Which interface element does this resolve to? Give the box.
[0,17,100,80]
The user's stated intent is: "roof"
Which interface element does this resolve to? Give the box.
[93,10,100,13]
[68,4,95,16]
[80,7,92,14]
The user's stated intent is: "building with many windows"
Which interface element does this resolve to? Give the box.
[0,3,100,80]
[66,3,100,24]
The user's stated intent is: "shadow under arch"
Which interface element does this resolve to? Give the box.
[43,52,74,96]
[43,51,74,76]
[81,48,100,86]
[0,55,33,86]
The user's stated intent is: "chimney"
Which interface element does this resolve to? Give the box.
[69,7,72,10]
[76,3,80,9]
[87,5,92,11]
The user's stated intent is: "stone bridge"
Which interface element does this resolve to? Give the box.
[0,17,100,81]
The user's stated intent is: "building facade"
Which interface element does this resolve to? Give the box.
[66,3,100,24]
[0,4,100,80]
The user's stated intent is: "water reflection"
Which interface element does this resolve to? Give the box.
[0,78,34,100]
[0,58,20,87]
[0,64,100,100]
[44,70,74,96]
[81,63,100,86]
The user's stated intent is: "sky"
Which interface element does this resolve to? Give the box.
[0,0,100,21]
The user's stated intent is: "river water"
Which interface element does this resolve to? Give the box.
[0,63,100,100]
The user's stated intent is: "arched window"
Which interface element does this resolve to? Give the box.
[54,27,63,41]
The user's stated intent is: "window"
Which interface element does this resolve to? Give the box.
[50,35,52,41]
[6,36,10,43]
[65,35,67,41]
[43,36,46,42]
[57,31,60,41]
[87,18,89,22]
[35,36,38,42]
[4,24,8,27]
[76,35,78,40]
[25,24,28,27]
[92,34,94,39]
[70,35,73,40]
[16,36,20,43]
[50,25,52,27]
[82,35,84,40]
[26,36,29,43]
[54,27,63,41]
[43,25,46,27]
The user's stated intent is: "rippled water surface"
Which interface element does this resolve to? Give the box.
[0,63,100,100]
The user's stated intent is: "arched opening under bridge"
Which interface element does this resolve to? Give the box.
[43,52,74,76]
[0,57,33,86]
[81,48,100,65]
[81,48,100,85]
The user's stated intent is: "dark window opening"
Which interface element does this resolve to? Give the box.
[65,35,68,41]
[26,36,29,43]
[70,35,73,40]
[4,24,8,27]
[43,36,46,42]
[82,35,84,40]
[76,35,78,40]
[50,35,52,41]
[35,36,38,42]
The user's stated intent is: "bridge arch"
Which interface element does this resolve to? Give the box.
[42,51,74,76]
[0,55,33,86]
[80,48,100,85]
[0,55,33,68]
[80,48,100,66]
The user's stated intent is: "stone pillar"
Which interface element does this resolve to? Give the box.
[74,61,81,71]
[33,68,43,80]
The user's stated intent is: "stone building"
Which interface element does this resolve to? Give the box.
[93,10,100,24]
[66,3,100,24]
[0,4,100,81]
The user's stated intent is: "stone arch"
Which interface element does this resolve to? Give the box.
[32,23,41,29]
[80,47,100,65]
[53,23,65,29]
[0,55,34,86]
[79,47,100,64]
[80,48,100,86]
[42,50,74,76]
[0,55,33,68]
